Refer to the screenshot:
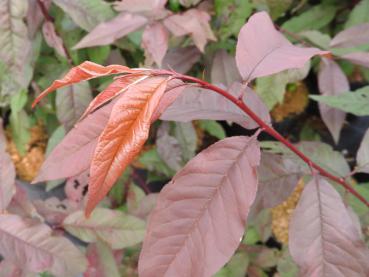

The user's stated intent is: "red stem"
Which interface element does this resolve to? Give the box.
[168,72,369,208]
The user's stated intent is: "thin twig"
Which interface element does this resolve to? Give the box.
[160,71,369,208]
[36,0,73,66]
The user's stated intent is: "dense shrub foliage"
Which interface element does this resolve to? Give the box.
[1,0,369,276]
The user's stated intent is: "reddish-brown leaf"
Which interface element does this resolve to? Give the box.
[80,73,148,120]
[33,100,114,183]
[317,58,349,143]
[86,77,169,216]
[32,61,136,107]
[289,177,369,276]
[139,136,260,277]
[142,22,169,66]
[236,12,327,81]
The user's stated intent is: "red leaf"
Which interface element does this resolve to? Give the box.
[289,177,369,276]
[0,214,87,275]
[236,12,327,81]
[80,73,148,120]
[317,58,348,143]
[42,21,67,58]
[342,52,369,69]
[211,49,242,87]
[33,100,114,183]
[163,9,216,52]
[160,82,270,129]
[162,46,201,74]
[86,77,169,216]
[330,23,369,48]
[142,22,169,66]
[73,13,148,49]
[0,123,15,210]
[139,136,260,277]
[32,61,135,108]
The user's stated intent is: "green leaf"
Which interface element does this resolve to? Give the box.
[310,86,369,116]
[174,122,197,162]
[265,0,293,20]
[215,0,253,40]
[198,120,226,139]
[10,89,27,112]
[256,62,310,109]
[277,247,299,277]
[52,0,115,31]
[138,148,174,177]
[345,0,369,28]
[63,208,146,249]
[282,4,337,33]
[299,30,331,49]
[214,252,249,277]
[87,45,111,64]
[347,183,369,226]
[243,226,261,245]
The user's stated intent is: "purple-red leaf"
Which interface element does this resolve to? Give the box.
[0,214,87,276]
[162,46,201,73]
[163,9,216,52]
[86,77,169,216]
[356,128,369,174]
[56,80,93,131]
[142,22,169,66]
[42,21,67,58]
[317,58,349,143]
[330,23,369,48]
[341,52,369,69]
[0,121,15,210]
[114,0,168,18]
[160,82,270,129]
[254,153,302,210]
[211,49,242,87]
[32,61,135,107]
[139,136,260,277]
[289,177,369,276]
[236,11,327,81]
[73,13,148,49]
[33,100,114,183]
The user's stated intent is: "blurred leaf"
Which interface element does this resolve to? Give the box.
[85,241,120,277]
[0,122,15,210]
[138,148,174,177]
[215,0,253,40]
[211,49,242,88]
[243,226,261,245]
[63,208,146,249]
[56,81,93,131]
[310,85,369,116]
[256,62,310,109]
[266,0,293,20]
[277,247,299,277]
[345,0,369,28]
[214,252,249,277]
[10,107,30,156]
[0,214,87,276]
[282,4,337,33]
[198,120,226,139]
[357,128,369,173]
[347,183,369,226]
[87,45,111,64]
[156,122,183,171]
[52,0,115,31]
[174,122,197,162]
[299,30,331,49]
